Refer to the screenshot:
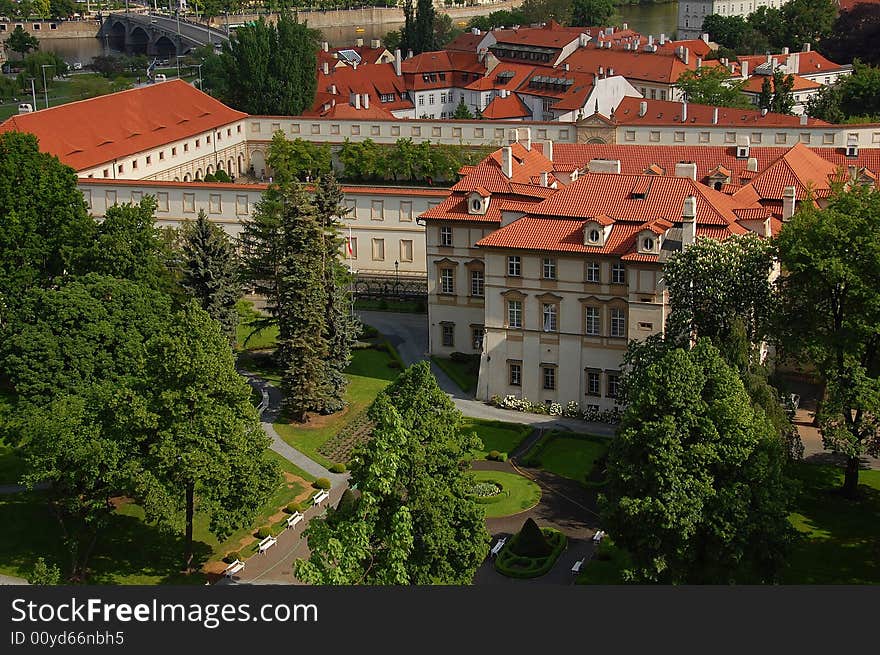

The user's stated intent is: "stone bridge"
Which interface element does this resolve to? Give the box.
[98,12,229,57]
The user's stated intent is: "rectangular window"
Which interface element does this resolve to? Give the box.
[509,362,522,386]
[209,194,222,214]
[699,132,710,143]
[507,299,522,328]
[371,238,385,261]
[183,143,189,153]
[348,237,358,259]
[399,239,413,263]
[344,199,356,219]
[440,226,453,247]
[156,192,169,212]
[823,132,835,145]
[351,125,361,136]
[182,193,195,213]
[440,268,454,294]
[370,199,384,221]
[587,371,601,396]
[235,194,249,215]
[674,131,685,142]
[472,326,484,351]
[507,256,521,277]
[585,306,600,335]
[103,169,109,177]
[611,263,626,285]
[542,303,557,332]
[130,190,142,203]
[585,261,600,283]
[610,308,626,338]
[800,132,811,144]
[145,155,151,165]
[543,366,556,391]
[441,323,455,347]
[607,373,620,398]
[751,132,763,144]
[399,201,413,222]
[649,131,661,142]
[542,257,556,280]
[418,96,425,106]
[428,94,435,105]
[117,163,124,174]
[172,147,177,156]
[470,270,484,297]
[775,132,787,144]
[625,130,636,142]
[725,132,736,144]
[195,138,200,148]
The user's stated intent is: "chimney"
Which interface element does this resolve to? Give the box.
[788,51,800,76]
[502,146,513,178]
[799,112,808,126]
[608,67,614,76]
[540,171,549,187]
[767,53,772,65]
[356,38,364,47]
[660,33,666,45]
[681,101,687,123]
[363,93,369,109]
[675,162,697,180]
[588,159,621,174]
[771,57,778,69]
[322,41,329,52]
[701,32,709,44]
[712,107,719,124]
[598,66,604,77]
[761,107,768,117]
[747,157,758,172]
[371,38,380,48]
[471,27,481,35]
[682,47,689,65]
[331,84,337,95]
[682,196,697,247]
[608,26,614,35]
[697,56,702,69]
[741,60,748,78]
[783,46,790,55]
[639,100,648,117]
[622,22,628,30]
[782,186,797,221]
[394,48,402,76]
[353,60,358,70]
[648,35,654,46]
[407,49,413,59]
[579,33,588,47]
[544,139,553,162]
[323,61,329,75]
[803,42,811,52]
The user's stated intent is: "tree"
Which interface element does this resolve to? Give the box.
[68,75,131,100]
[453,97,474,119]
[0,132,94,324]
[776,185,880,498]
[757,70,795,115]
[663,233,775,348]
[134,302,278,570]
[179,210,242,344]
[213,12,318,115]
[297,362,489,584]
[399,0,437,55]
[90,54,125,79]
[28,557,61,585]
[780,0,836,52]
[48,0,75,19]
[821,3,880,66]
[337,138,383,181]
[568,0,615,28]
[265,135,331,182]
[468,9,528,32]
[675,65,751,109]
[17,51,67,92]
[602,339,794,584]
[702,14,770,54]
[806,61,880,123]
[3,26,39,59]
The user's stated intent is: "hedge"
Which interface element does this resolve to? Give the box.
[255,526,274,540]
[329,462,347,473]
[314,477,332,490]
[495,528,567,579]
[223,551,241,564]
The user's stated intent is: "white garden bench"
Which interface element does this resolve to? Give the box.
[258,535,277,554]
[223,559,245,577]
[286,511,304,529]
[490,537,507,557]
[571,558,585,574]
[313,489,330,505]
[592,530,606,543]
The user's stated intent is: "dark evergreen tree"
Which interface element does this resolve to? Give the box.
[179,210,242,344]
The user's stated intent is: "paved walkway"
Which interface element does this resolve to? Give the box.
[0,573,29,585]
[794,408,880,471]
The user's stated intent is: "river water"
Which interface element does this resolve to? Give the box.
[38,2,680,66]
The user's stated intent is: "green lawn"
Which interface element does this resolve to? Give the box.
[460,418,532,460]
[432,355,480,395]
[468,470,542,518]
[0,450,313,584]
[235,300,279,351]
[273,343,401,468]
[0,75,115,121]
[523,431,610,483]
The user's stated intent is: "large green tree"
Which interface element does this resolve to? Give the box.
[0,132,94,324]
[675,65,751,109]
[297,362,489,584]
[178,210,242,344]
[602,339,795,584]
[399,0,437,56]
[821,3,880,66]
[807,61,880,123]
[211,11,318,115]
[568,0,615,28]
[758,70,795,115]
[3,25,39,59]
[776,185,880,498]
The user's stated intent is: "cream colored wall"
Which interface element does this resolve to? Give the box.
[616,123,880,147]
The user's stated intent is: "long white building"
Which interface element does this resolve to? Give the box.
[678,1,794,40]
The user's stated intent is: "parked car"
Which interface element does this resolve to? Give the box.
[18,103,33,114]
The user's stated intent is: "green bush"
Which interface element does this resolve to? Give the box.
[495,528,566,579]
[223,551,241,564]
[329,462,347,473]
[361,324,379,339]
[487,449,500,460]
[314,477,332,490]
[256,526,273,540]
[286,502,303,514]
[512,518,552,557]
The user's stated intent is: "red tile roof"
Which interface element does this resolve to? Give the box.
[612,96,830,127]
[839,0,880,9]
[449,142,556,195]
[738,51,849,76]
[0,80,246,172]
[446,32,487,52]
[481,93,531,119]
[466,63,536,91]
[562,48,694,85]
[492,21,586,49]
[308,62,412,115]
[740,74,823,94]
[732,142,843,202]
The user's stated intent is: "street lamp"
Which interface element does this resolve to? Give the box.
[40,64,54,110]
[394,260,399,295]
[193,62,203,89]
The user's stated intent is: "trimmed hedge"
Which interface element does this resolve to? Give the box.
[255,526,273,540]
[223,551,241,564]
[314,477,332,490]
[495,527,567,579]
[329,462,347,473]
[286,501,304,514]
[486,450,508,462]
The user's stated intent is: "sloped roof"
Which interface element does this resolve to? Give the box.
[492,21,586,49]
[740,74,823,94]
[738,50,849,76]
[733,142,843,201]
[481,93,531,119]
[449,142,556,195]
[0,80,246,171]
[613,96,830,127]
[307,62,412,115]
[562,47,695,84]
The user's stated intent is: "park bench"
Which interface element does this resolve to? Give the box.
[313,489,330,505]
[592,530,606,543]
[286,511,304,529]
[490,536,507,557]
[258,535,277,554]
[571,558,585,574]
[223,559,245,577]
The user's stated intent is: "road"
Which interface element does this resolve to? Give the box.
[122,12,228,47]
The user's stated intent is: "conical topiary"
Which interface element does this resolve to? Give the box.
[511,517,552,557]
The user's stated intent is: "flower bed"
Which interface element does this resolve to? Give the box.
[488,395,622,424]
[470,481,502,498]
[317,409,375,463]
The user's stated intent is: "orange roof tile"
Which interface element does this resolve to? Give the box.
[446,32,487,52]
[738,51,849,76]
[481,93,531,119]
[0,80,246,172]
[449,142,556,195]
[562,48,694,85]
[612,96,830,127]
[492,21,586,50]
[740,74,823,94]
[733,142,842,201]
[310,62,412,115]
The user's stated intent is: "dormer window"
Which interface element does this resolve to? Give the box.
[583,216,612,247]
[588,229,601,243]
[643,237,655,251]
[468,188,491,215]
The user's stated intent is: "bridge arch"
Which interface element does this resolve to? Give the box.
[128,27,149,54]
[154,36,176,59]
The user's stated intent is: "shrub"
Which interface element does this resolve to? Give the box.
[223,551,241,564]
[361,324,379,339]
[286,502,303,514]
[314,477,332,490]
[256,526,273,539]
[498,452,508,462]
[335,488,359,517]
[329,462,347,473]
[495,528,566,579]
[512,518,552,557]
[487,449,501,460]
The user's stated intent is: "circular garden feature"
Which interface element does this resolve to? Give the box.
[467,470,541,518]
[495,518,567,579]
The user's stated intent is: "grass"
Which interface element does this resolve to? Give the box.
[354,298,426,313]
[235,300,279,351]
[522,430,610,483]
[577,538,632,585]
[468,470,542,518]
[460,418,532,460]
[273,341,401,468]
[432,355,480,395]
[0,75,112,121]
[0,450,314,584]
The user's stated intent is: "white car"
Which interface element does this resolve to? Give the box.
[18,103,33,114]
